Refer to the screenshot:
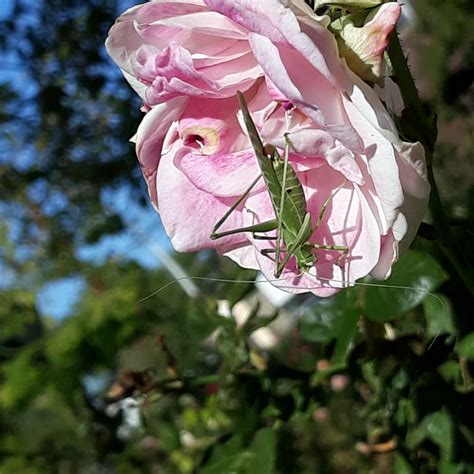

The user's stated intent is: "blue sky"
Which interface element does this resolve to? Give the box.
[0,0,32,93]
[0,0,175,320]
[0,0,13,20]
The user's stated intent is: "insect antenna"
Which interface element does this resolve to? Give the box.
[139,273,449,321]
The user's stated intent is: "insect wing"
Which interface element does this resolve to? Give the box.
[237,92,308,235]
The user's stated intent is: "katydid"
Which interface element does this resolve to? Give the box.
[210,91,348,278]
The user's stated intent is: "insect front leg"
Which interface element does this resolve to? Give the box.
[311,179,350,267]
[211,219,278,240]
[245,208,277,241]
[274,133,292,278]
[314,179,348,231]
[313,243,349,266]
[276,212,313,278]
[210,173,262,239]
[252,234,278,240]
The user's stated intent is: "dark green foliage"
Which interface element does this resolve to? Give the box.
[0,0,473,473]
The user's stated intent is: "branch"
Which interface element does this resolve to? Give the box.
[388,33,474,296]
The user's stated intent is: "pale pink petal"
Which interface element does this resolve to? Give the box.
[141,43,218,103]
[391,211,408,243]
[272,128,336,156]
[396,142,430,199]
[370,231,398,280]
[354,155,390,239]
[265,76,288,103]
[192,41,250,67]
[263,123,364,185]
[136,0,207,23]
[105,4,150,99]
[204,53,262,88]
[248,33,362,150]
[343,84,404,230]
[157,151,249,252]
[248,37,302,101]
[305,166,381,283]
[375,77,404,117]
[224,245,260,270]
[174,149,262,197]
[135,97,189,206]
[106,2,208,72]
[345,70,399,137]
[396,141,429,252]
[146,11,248,39]
[179,95,253,152]
[325,145,364,185]
[204,0,287,43]
[204,0,348,88]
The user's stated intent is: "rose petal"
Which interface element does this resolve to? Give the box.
[174,149,262,197]
[204,0,347,88]
[157,150,249,252]
[135,97,189,206]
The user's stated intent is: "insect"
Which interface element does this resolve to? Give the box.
[210,91,349,278]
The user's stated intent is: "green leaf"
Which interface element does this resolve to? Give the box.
[244,428,277,474]
[438,460,462,474]
[200,453,244,474]
[393,453,414,474]
[200,435,245,474]
[457,333,474,359]
[1,347,44,409]
[331,304,359,365]
[299,288,358,344]
[406,411,453,461]
[423,293,455,338]
[119,336,168,375]
[438,361,461,384]
[301,290,359,385]
[365,250,448,322]
[394,398,417,427]
[161,299,219,371]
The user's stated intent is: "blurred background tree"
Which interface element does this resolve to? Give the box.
[0,0,473,472]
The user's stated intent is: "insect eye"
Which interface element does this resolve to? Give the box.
[263,144,275,157]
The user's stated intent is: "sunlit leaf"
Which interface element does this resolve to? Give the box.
[245,427,277,474]
[299,288,358,344]
[365,250,448,322]
[407,410,453,462]
[423,293,455,338]
[457,333,474,359]
[200,435,245,474]
[393,453,414,474]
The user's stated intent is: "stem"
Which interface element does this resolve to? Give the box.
[388,34,428,146]
[388,33,474,296]
[427,166,474,294]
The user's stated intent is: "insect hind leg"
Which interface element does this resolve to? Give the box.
[310,179,350,268]
[312,243,349,269]
[253,234,278,241]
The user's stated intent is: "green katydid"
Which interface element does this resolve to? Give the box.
[210,91,349,278]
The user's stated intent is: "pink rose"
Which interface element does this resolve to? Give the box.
[105,0,263,105]
[106,0,430,296]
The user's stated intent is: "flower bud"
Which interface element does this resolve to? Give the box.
[336,2,401,83]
